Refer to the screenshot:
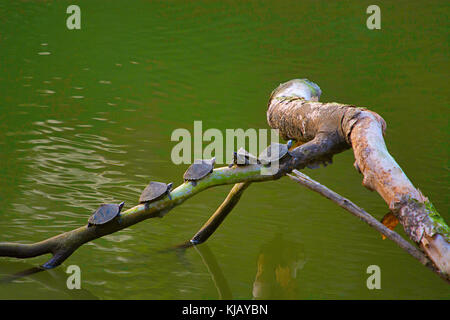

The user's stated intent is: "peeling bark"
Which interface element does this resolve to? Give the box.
[350,112,449,275]
[268,79,449,277]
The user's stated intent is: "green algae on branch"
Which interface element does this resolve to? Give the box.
[396,197,450,244]
[268,79,449,279]
[1,138,330,270]
[0,163,280,269]
[425,201,450,242]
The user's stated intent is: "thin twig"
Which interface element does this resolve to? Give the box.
[287,169,444,277]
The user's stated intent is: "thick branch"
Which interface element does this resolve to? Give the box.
[1,78,447,282]
[350,112,450,275]
[0,92,345,268]
[267,79,450,277]
[1,158,315,268]
[0,153,313,268]
[0,166,272,268]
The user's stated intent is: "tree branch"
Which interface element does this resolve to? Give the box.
[177,182,251,248]
[1,78,447,283]
[0,165,274,268]
[268,79,450,278]
[287,170,443,275]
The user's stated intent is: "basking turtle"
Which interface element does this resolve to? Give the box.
[258,141,293,165]
[228,148,259,167]
[139,181,173,204]
[88,201,125,227]
[183,157,215,186]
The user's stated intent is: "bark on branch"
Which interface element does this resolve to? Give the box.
[287,170,448,281]
[268,79,450,277]
[0,166,276,268]
[0,78,447,282]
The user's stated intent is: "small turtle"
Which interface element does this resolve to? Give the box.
[183,157,215,186]
[258,141,293,165]
[88,201,125,227]
[139,181,173,204]
[228,148,259,167]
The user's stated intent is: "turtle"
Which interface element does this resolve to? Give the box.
[88,201,125,227]
[183,157,215,186]
[228,148,259,167]
[258,140,293,166]
[139,181,173,204]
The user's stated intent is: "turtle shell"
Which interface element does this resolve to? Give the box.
[184,158,215,181]
[230,148,258,167]
[258,143,290,165]
[88,202,124,226]
[139,181,173,203]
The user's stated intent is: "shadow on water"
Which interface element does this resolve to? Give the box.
[164,233,305,300]
[160,242,233,299]
[0,264,46,284]
[0,261,98,299]
[158,242,193,269]
[193,244,233,300]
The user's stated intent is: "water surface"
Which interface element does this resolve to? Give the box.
[0,0,448,299]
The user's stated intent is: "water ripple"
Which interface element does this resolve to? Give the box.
[10,120,141,233]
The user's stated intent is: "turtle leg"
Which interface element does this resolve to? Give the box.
[228,152,237,168]
[188,182,250,245]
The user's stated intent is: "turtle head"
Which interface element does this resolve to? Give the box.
[210,157,216,166]
[118,201,125,211]
[167,182,173,191]
[286,140,294,149]
[270,79,321,102]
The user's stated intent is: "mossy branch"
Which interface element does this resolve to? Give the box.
[0,163,290,269]
[0,78,447,283]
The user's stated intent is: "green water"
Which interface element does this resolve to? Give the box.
[0,0,448,299]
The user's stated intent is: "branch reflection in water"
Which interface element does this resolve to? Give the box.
[184,233,305,300]
[0,261,97,299]
[252,234,305,300]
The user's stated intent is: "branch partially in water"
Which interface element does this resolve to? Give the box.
[287,170,447,281]
[268,79,450,279]
[0,165,275,269]
[1,78,447,284]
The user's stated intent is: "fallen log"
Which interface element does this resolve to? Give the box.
[0,78,447,282]
[267,79,449,277]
